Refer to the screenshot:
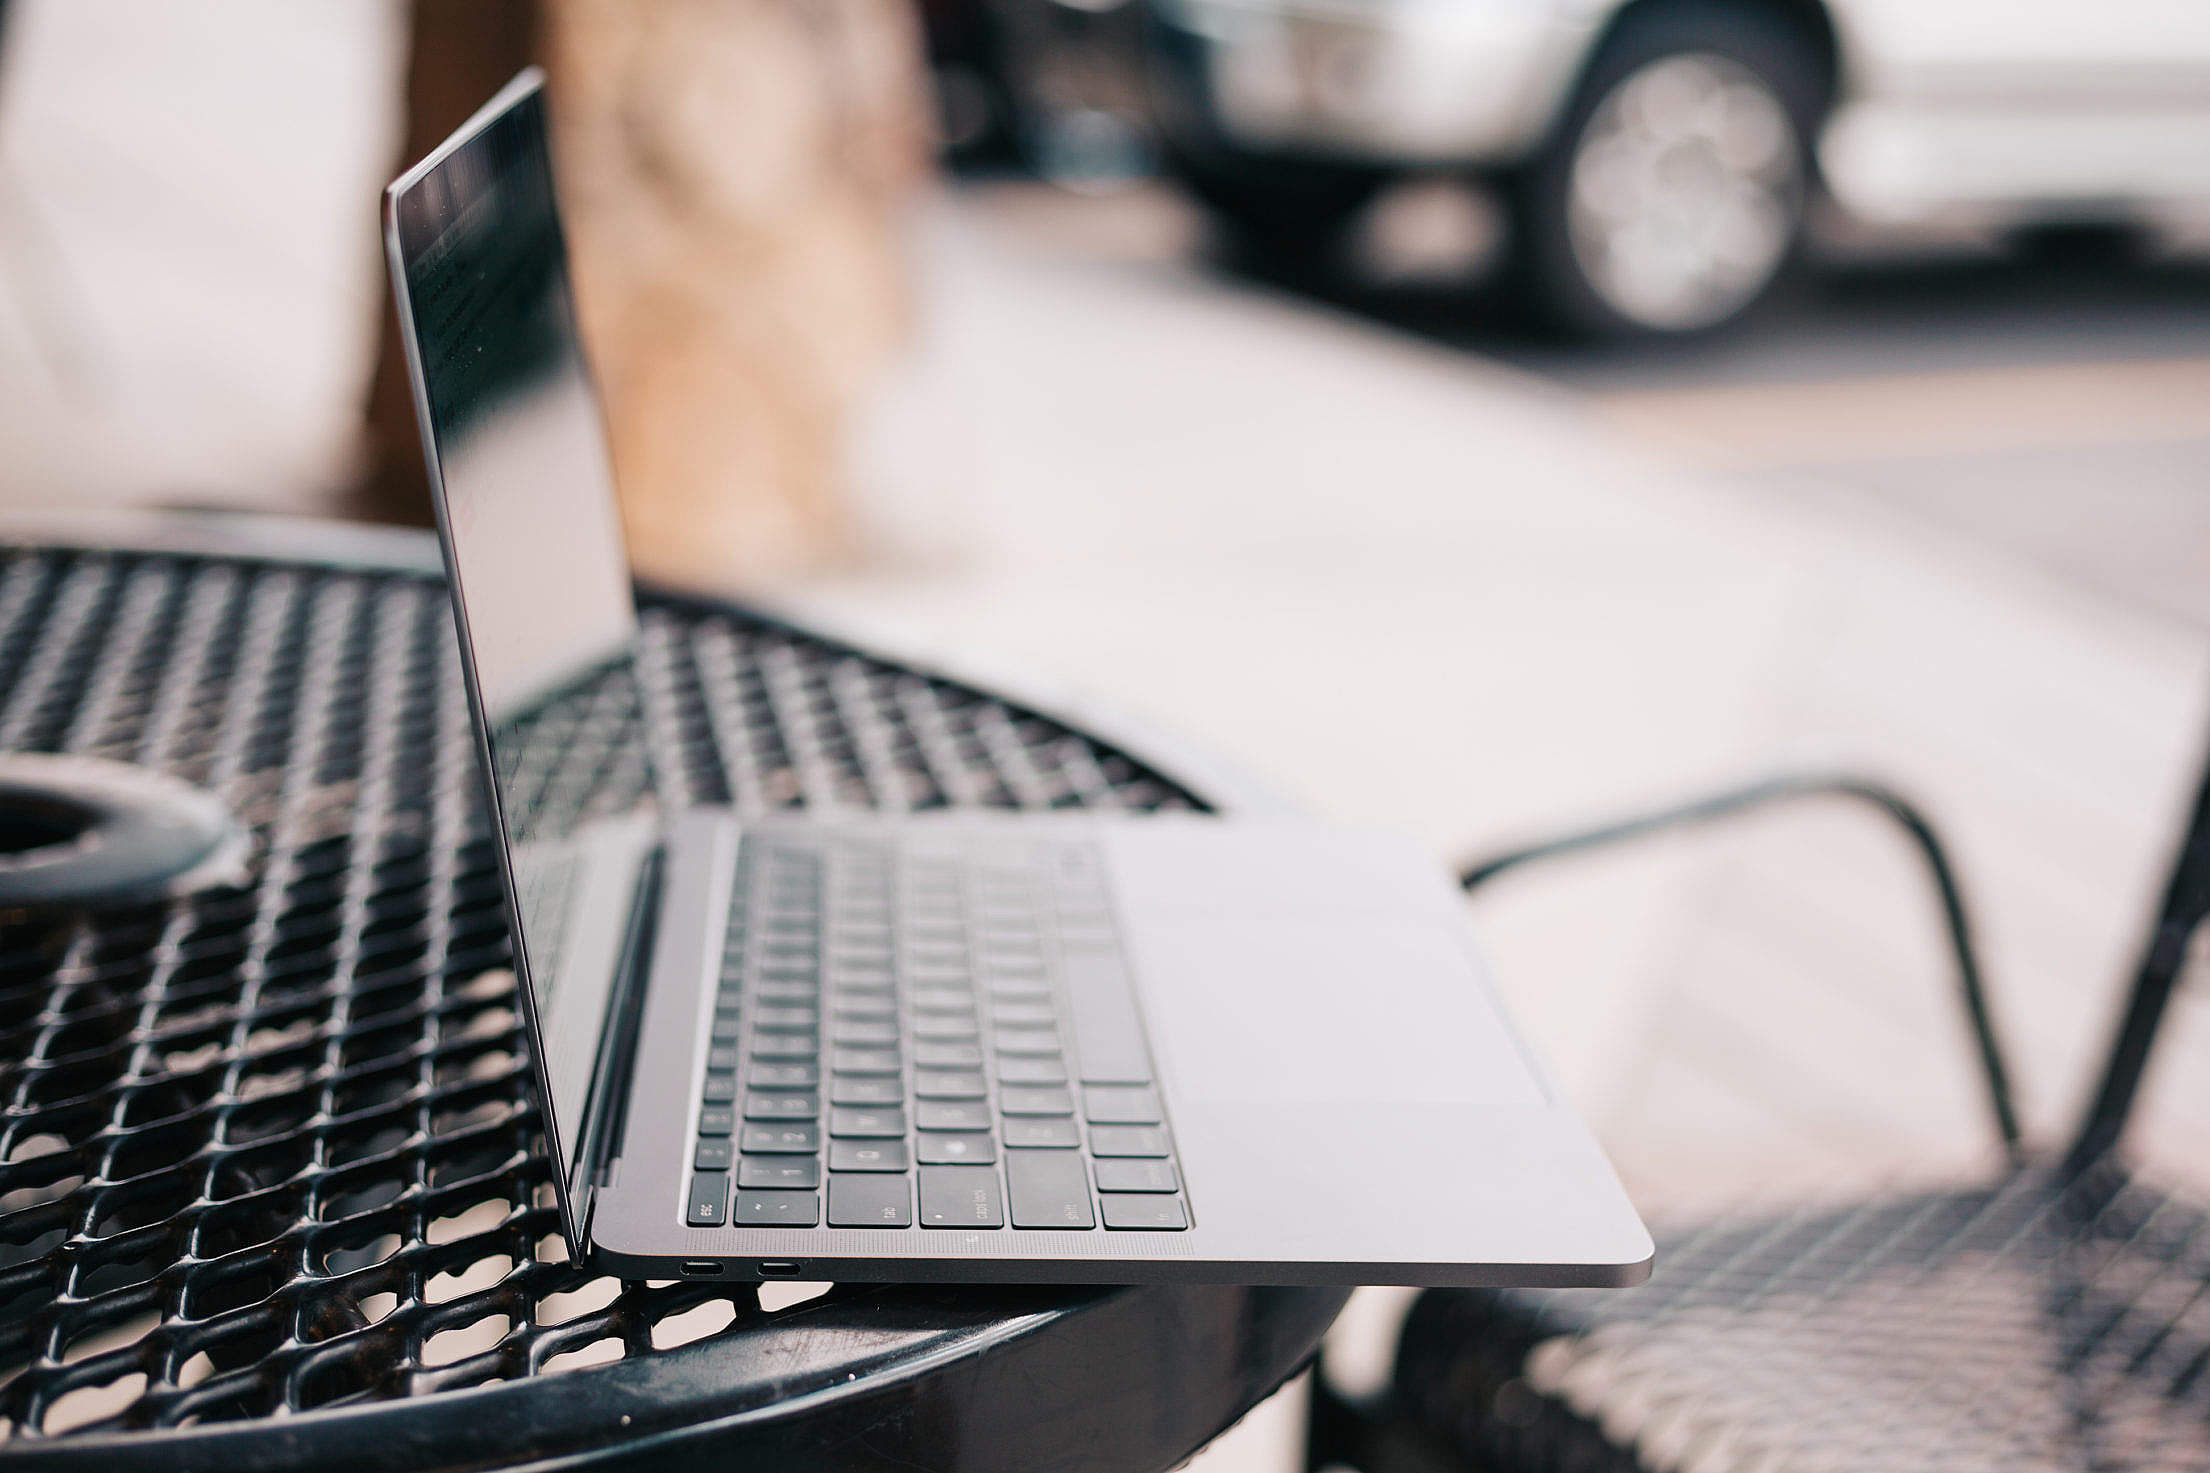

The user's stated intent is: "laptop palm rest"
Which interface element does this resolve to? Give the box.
[1101,821,1550,1110]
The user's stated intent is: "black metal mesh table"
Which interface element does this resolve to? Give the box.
[0,515,1347,1470]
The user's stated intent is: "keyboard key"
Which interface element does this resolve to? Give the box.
[738,1155,820,1189]
[735,1190,819,1227]
[745,1092,819,1121]
[975,939,1034,962]
[710,1016,742,1043]
[750,1062,818,1089]
[830,1075,903,1106]
[831,1020,901,1048]
[914,1042,984,1069]
[1083,1086,1162,1124]
[984,978,1052,1002]
[1063,952,1151,1084]
[997,1056,1068,1086]
[686,1172,728,1226]
[1088,1125,1170,1157]
[911,1016,979,1041]
[828,1138,910,1172]
[915,1100,991,1132]
[831,993,897,1018]
[1094,1158,1179,1193]
[751,1034,818,1061]
[919,1166,1004,1229]
[914,1070,987,1099]
[909,987,974,1012]
[991,1002,1057,1029]
[755,1006,817,1032]
[992,1028,1062,1056]
[1101,1195,1188,1231]
[740,1122,820,1153]
[830,1048,901,1075]
[701,1073,737,1103]
[829,1107,907,1138]
[828,1173,912,1228]
[755,982,817,1004]
[698,1106,735,1137]
[1006,1150,1095,1230]
[916,1131,995,1165]
[707,1045,740,1073]
[1002,1117,1080,1149]
[906,937,967,959]
[694,1138,733,1171]
[999,1087,1074,1116]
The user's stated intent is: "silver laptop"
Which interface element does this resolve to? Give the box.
[384,70,1651,1287]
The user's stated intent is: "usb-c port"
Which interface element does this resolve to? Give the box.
[757,1260,802,1278]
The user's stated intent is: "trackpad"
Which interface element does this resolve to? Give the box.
[1129,916,1549,1109]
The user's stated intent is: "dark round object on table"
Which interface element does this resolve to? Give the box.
[0,753,247,910]
[0,516,1344,1471]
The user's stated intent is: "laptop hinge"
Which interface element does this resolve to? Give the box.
[569,843,666,1235]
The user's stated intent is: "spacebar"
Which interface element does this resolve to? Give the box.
[1062,952,1151,1084]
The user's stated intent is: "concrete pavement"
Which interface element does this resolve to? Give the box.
[798,188,2208,1199]
[774,186,2210,1473]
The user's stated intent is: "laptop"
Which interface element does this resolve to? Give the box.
[384,69,1651,1287]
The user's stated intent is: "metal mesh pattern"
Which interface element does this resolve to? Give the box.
[1397,1161,2210,1473]
[0,544,1205,1443]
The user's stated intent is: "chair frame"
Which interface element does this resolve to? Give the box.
[1306,744,2210,1473]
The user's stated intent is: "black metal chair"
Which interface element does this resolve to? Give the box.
[1310,763,2210,1472]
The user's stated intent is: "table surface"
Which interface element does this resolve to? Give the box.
[0,515,1347,1472]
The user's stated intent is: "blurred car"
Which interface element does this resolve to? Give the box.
[933,0,1161,187]
[1145,0,2210,336]
[917,0,1021,160]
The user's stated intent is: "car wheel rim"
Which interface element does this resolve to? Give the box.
[1565,51,1802,331]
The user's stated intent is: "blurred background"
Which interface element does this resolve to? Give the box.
[0,1,2205,1461]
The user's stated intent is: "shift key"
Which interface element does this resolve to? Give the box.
[919,1166,1004,1229]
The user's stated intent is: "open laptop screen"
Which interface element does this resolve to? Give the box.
[384,71,646,1190]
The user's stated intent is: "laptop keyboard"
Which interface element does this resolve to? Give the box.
[684,834,1189,1235]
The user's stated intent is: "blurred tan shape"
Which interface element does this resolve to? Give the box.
[541,0,932,590]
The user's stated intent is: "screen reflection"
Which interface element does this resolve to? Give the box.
[388,79,652,1180]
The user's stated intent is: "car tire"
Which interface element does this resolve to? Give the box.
[1167,143,1387,261]
[1507,0,1827,339]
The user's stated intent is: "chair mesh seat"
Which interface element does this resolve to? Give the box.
[0,543,1206,1444]
[1396,1162,2210,1473]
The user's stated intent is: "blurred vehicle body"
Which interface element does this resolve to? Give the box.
[918,0,1023,158]
[928,0,1159,185]
[1147,0,2210,334]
